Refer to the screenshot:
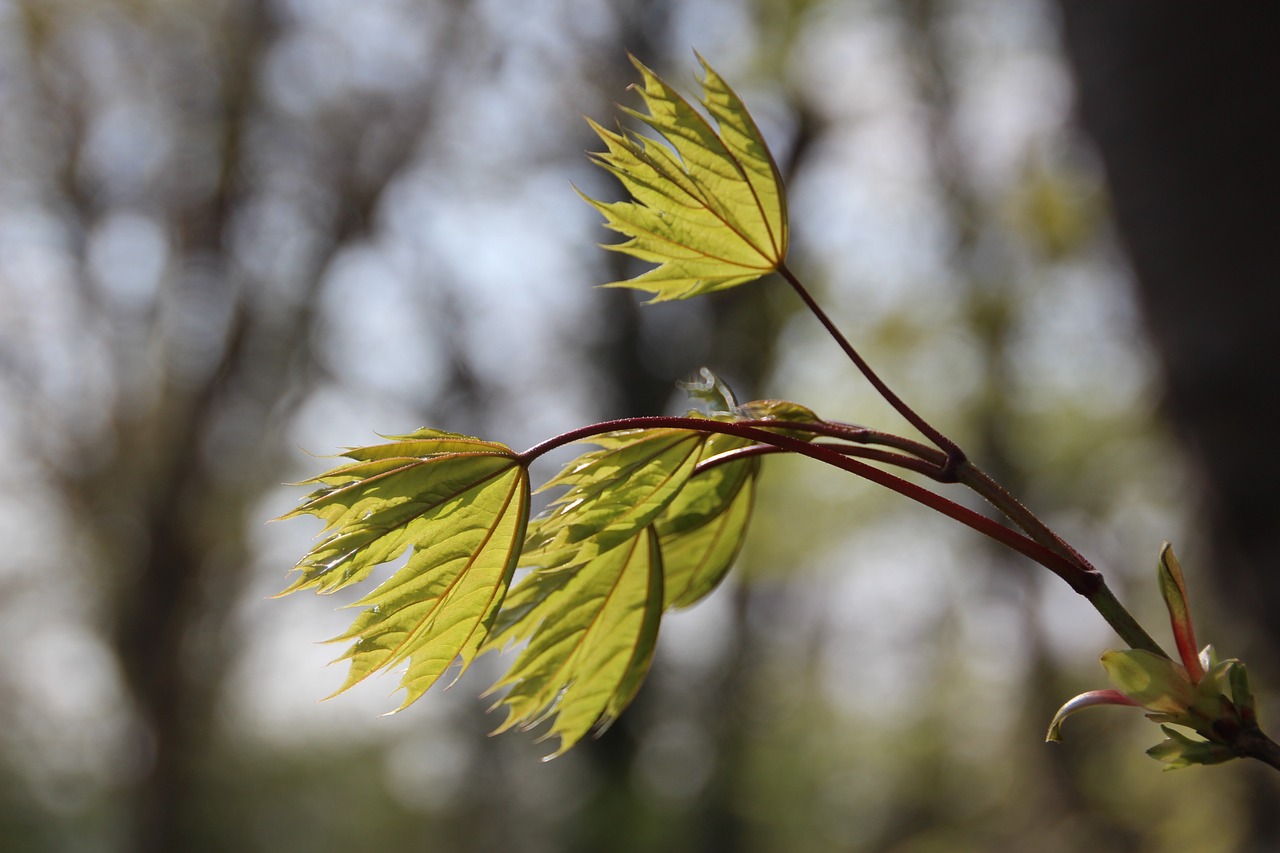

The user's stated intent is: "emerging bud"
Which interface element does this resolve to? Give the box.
[1046,544,1258,769]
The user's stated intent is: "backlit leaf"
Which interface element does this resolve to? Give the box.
[582,54,788,301]
[284,407,806,747]
[655,431,758,608]
[652,399,819,608]
[485,528,664,757]
[1100,648,1195,718]
[280,430,530,708]
[522,428,707,570]
[734,398,822,437]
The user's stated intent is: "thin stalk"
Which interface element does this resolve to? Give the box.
[1086,583,1167,658]
[763,420,948,467]
[774,265,1164,654]
[695,441,945,479]
[778,263,966,473]
[956,458,1166,655]
[955,460,1098,575]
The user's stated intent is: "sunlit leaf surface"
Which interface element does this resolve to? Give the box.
[283,402,815,748]
[521,428,707,570]
[281,430,530,708]
[655,432,758,608]
[485,528,663,757]
[582,54,788,301]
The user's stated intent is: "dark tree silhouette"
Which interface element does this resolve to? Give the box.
[1059,2,1280,839]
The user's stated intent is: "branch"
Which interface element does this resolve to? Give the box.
[521,416,1097,593]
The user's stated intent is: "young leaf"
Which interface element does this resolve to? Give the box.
[734,398,822,431]
[280,430,530,708]
[1100,649,1196,718]
[655,432,759,609]
[1146,725,1236,770]
[1045,688,1141,742]
[485,528,664,757]
[582,54,788,301]
[653,400,820,608]
[1157,542,1204,683]
[522,428,708,570]
[678,366,739,414]
[1227,659,1257,725]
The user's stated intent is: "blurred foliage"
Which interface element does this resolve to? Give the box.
[1,0,1276,852]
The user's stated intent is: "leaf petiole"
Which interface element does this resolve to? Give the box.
[776,262,967,476]
[693,441,945,480]
[753,419,948,467]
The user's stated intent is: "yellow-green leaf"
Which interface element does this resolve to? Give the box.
[1146,725,1236,770]
[734,398,822,436]
[581,54,788,301]
[1100,648,1195,718]
[485,528,664,757]
[655,432,759,608]
[280,430,530,708]
[522,428,707,570]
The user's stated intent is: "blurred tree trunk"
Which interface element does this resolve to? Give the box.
[893,3,1143,847]
[1058,1,1280,838]
[567,24,813,849]
[9,2,470,849]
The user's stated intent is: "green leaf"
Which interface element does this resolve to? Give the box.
[522,428,708,570]
[655,432,759,608]
[650,399,820,607]
[1100,649,1195,719]
[734,398,823,440]
[1227,659,1257,724]
[1146,725,1236,770]
[1192,656,1252,729]
[281,430,530,708]
[485,528,664,757]
[581,54,788,301]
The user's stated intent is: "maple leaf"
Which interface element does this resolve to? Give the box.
[484,528,663,758]
[655,431,758,609]
[581,54,789,301]
[655,398,819,608]
[520,428,708,570]
[280,430,530,709]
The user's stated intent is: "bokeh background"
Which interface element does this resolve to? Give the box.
[2,1,1278,851]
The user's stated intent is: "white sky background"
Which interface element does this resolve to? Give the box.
[0,0,1190,821]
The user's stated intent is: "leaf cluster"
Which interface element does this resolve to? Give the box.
[280,406,803,755]
[280,56,806,756]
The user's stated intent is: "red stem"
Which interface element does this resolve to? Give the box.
[778,263,966,475]
[520,416,1100,595]
[696,442,944,479]
[754,420,948,467]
